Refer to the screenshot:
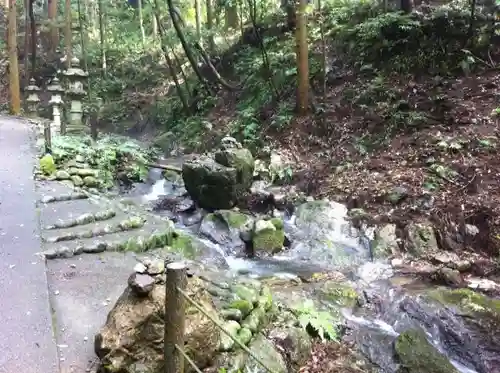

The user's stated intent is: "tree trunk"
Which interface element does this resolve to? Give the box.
[138,0,145,47]
[152,13,158,36]
[153,0,190,113]
[24,0,30,84]
[8,0,21,115]
[77,0,87,70]
[166,0,213,95]
[48,0,58,53]
[64,0,72,67]
[225,3,238,30]
[206,0,215,53]
[29,0,36,78]
[295,0,308,114]
[98,0,106,74]
[194,0,201,40]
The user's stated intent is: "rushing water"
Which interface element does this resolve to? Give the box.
[135,169,495,373]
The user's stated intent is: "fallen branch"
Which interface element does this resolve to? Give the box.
[147,163,182,173]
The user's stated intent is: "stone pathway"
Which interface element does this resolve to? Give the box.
[37,180,174,372]
[0,115,59,373]
[0,115,175,373]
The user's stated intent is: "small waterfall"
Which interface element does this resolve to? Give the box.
[143,179,166,202]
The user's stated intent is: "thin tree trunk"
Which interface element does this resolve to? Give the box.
[24,0,30,84]
[194,0,201,40]
[152,13,158,36]
[8,0,21,114]
[166,0,214,95]
[64,0,72,67]
[77,0,87,70]
[153,0,190,113]
[138,0,145,47]
[225,3,238,30]
[48,0,58,53]
[98,0,106,74]
[29,0,36,77]
[295,0,308,114]
[206,0,215,52]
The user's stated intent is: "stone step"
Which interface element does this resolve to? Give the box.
[41,222,173,259]
[41,212,145,243]
[40,198,115,228]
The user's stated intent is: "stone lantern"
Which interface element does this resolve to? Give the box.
[25,78,41,118]
[48,77,65,135]
[63,56,89,134]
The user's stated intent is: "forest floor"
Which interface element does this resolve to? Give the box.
[201,63,500,260]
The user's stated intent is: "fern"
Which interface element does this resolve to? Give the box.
[293,300,339,342]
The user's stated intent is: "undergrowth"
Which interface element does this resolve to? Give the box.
[93,0,498,152]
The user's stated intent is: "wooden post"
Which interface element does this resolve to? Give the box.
[164,261,187,373]
[44,121,52,154]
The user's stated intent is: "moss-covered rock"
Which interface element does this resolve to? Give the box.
[214,147,255,191]
[70,175,84,186]
[83,175,99,187]
[170,232,200,259]
[319,281,359,308]
[40,154,56,175]
[394,328,459,373]
[182,156,240,209]
[428,288,500,323]
[252,219,285,254]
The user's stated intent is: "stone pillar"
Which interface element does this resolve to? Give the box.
[63,56,89,135]
[25,78,41,118]
[48,77,65,135]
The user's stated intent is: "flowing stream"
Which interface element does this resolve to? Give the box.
[128,167,499,373]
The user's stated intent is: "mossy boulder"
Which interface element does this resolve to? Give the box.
[394,329,459,373]
[214,147,254,192]
[252,219,285,255]
[55,170,71,180]
[182,156,240,209]
[40,154,56,175]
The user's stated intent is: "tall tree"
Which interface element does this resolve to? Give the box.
[194,0,201,40]
[206,0,215,52]
[48,0,59,53]
[138,0,145,47]
[295,0,308,114]
[64,0,72,66]
[8,0,21,114]
[98,0,106,73]
[225,1,238,30]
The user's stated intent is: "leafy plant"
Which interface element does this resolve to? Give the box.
[292,300,339,341]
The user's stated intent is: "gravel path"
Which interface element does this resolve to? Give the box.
[0,115,59,373]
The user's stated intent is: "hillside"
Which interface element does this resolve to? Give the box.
[101,0,500,257]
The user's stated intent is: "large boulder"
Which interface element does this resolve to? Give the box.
[182,138,254,210]
[94,276,221,373]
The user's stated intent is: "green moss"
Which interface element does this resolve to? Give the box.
[216,210,249,228]
[252,228,285,254]
[229,299,254,317]
[394,329,458,373]
[40,154,57,175]
[270,217,284,230]
[320,282,359,308]
[170,233,198,259]
[428,288,500,322]
[163,169,182,182]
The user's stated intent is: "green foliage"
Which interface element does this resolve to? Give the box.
[50,135,157,188]
[292,299,339,341]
